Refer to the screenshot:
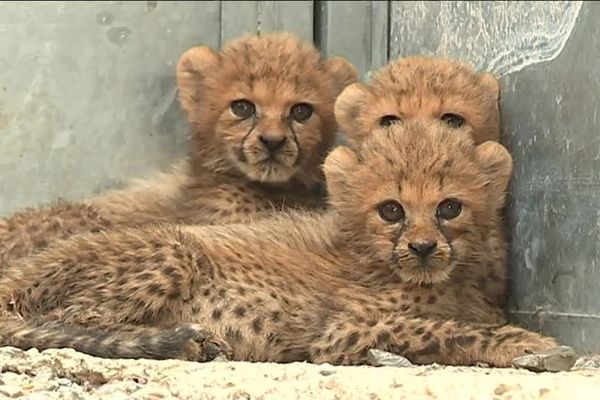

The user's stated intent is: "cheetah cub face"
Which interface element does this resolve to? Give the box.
[335,56,501,147]
[324,120,513,285]
[177,32,357,184]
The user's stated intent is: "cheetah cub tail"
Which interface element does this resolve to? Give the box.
[0,317,228,362]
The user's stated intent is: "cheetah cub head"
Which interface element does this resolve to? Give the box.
[335,56,501,148]
[324,120,512,285]
[176,32,357,185]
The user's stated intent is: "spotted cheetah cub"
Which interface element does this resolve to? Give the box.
[0,120,560,367]
[336,55,506,308]
[0,32,358,265]
[336,55,501,148]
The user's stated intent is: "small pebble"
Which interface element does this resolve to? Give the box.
[319,363,337,376]
[367,349,414,368]
[512,346,577,372]
[132,385,175,399]
[0,385,24,398]
[573,355,600,370]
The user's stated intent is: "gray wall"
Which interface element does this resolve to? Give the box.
[1,1,598,352]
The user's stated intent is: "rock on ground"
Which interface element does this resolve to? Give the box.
[0,347,599,400]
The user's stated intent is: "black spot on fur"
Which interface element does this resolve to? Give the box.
[455,335,477,347]
[376,331,391,346]
[234,306,246,318]
[346,332,360,348]
[271,311,282,322]
[252,317,263,334]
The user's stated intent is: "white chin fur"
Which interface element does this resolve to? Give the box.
[245,163,296,183]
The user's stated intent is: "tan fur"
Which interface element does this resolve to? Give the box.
[335,56,506,308]
[335,55,501,148]
[0,121,559,367]
[0,32,358,265]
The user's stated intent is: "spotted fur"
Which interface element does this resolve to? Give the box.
[0,121,559,367]
[0,32,358,267]
[336,55,506,308]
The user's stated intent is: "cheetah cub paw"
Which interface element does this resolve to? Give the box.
[165,324,232,362]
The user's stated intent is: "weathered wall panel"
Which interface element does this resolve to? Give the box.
[0,1,221,215]
[220,1,259,43]
[220,1,313,45]
[316,1,389,78]
[259,1,313,42]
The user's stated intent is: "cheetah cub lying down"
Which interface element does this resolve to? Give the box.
[335,55,507,309]
[0,32,357,265]
[1,120,560,367]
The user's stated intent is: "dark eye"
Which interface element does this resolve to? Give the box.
[441,113,465,128]
[230,99,255,120]
[379,115,401,127]
[437,199,462,220]
[290,103,313,123]
[377,200,405,223]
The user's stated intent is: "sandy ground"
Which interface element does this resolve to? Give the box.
[1,346,599,400]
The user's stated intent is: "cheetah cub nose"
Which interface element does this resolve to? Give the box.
[260,133,287,152]
[408,241,437,258]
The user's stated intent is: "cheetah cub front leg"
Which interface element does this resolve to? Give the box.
[310,313,557,368]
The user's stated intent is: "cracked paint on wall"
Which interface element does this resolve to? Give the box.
[390,1,583,76]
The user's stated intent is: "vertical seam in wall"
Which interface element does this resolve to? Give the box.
[257,1,262,34]
[386,0,391,62]
[218,0,224,47]
[313,0,324,51]
[368,1,373,69]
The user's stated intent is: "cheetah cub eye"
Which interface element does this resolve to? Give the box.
[436,198,462,220]
[377,200,405,223]
[379,115,402,127]
[290,103,314,123]
[440,113,465,128]
[230,99,256,120]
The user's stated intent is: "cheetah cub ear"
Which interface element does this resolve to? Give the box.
[479,72,501,103]
[324,57,359,97]
[176,46,220,115]
[476,141,513,205]
[334,82,372,144]
[323,145,359,201]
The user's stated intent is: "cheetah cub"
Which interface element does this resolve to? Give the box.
[336,55,506,308]
[0,32,357,265]
[0,120,560,367]
[335,55,501,148]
